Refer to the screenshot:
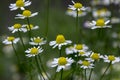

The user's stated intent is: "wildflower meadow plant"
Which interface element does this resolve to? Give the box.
[1,0,120,80]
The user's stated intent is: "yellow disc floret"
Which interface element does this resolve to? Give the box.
[58,57,67,65]
[13,23,21,29]
[108,55,115,61]
[30,48,38,54]
[16,0,24,7]
[56,35,66,44]
[34,38,42,43]
[82,61,90,66]
[26,24,33,30]
[22,10,31,17]
[74,3,83,9]
[91,53,99,60]
[96,19,105,26]
[75,44,83,50]
[79,51,85,55]
[7,37,15,41]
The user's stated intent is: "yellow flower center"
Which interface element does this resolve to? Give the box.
[16,0,24,7]
[82,61,90,66]
[34,38,42,43]
[7,37,15,41]
[96,19,105,26]
[13,24,21,29]
[75,44,83,50]
[30,48,38,54]
[22,10,31,17]
[91,53,99,60]
[108,55,115,61]
[79,51,85,55]
[58,57,67,65]
[74,3,83,9]
[26,24,33,30]
[56,35,66,44]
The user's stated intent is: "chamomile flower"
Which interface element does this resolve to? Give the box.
[9,0,31,11]
[73,44,88,53]
[8,23,27,33]
[92,8,111,18]
[49,35,72,50]
[22,24,39,32]
[15,10,38,19]
[65,46,74,55]
[3,36,20,45]
[78,51,91,57]
[89,18,111,29]
[86,52,102,62]
[78,60,94,69]
[68,0,87,11]
[25,46,43,57]
[29,37,46,46]
[101,55,120,64]
[51,57,74,72]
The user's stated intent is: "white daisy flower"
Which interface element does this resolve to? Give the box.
[3,36,20,45]
[92,8,111,18]
[15,10,38,19]
[29,37,46,46]
[78,51,91,57]
[78,60,94,69]
[9,0,31,11]
[51,57,74,72]
[49,35,72,50]
[8,23,27,33]
[101,55,120,64]
[68,0,87,11]
[73,44,88,53]
[89,18,111,29]
[86,52,102,62]
[65,46,75,55]
[25,46,43,57]
[22,24,39,32]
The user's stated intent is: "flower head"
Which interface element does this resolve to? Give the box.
[101,55,120,64]
[3,36,20,45]
[49,35,72,50]
[29,37,46,46]
[89,18,111,29]
[51,57,74,72]
[15,10,38,19]
[68,1,87,11]
[78,60,94,69]
[25,46,43,57]
[8,23,27,33]
[9,0,31,11]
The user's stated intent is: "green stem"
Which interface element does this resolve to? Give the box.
[88,68,93,80]
[85,69,87,80]
[35,56,46,80]
[38,55,51,80]
[26,17,32,39]
[18,30,26,50]
[100,62,111,80]
[45,0,50,38]
[76,10,79,43]
[59,49,62,57]
[60,69,63,80]
[12,42,21,64]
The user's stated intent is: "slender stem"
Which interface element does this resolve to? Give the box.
[45,0,50,38]
[59,49,62,57]
[26,17,32,39]
[18,30,26,50]
[60,69,63,80]
[35,56,46,80]
[38,55,51,80]
[88,68,93,80]
[100,62,111,80]
[76,9,79,43]
[12,42,20,64]
[29,58,33,80]
[85,69,87,80]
